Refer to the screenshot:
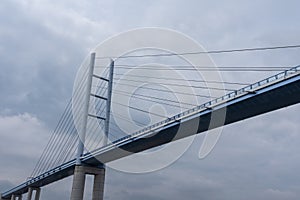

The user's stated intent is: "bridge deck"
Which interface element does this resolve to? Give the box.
[2,66,300,199]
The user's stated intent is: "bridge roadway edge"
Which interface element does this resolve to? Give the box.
[2,74,300,199]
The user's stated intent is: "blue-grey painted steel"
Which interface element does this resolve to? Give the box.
[2,66,300,199]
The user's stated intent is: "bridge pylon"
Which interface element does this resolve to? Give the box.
[70,165,105,200]
[71,53,114,200]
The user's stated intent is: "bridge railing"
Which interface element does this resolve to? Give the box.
[35,65,300,186]
[209,65,300,106]
[3,66,300,199]
[31,65,300,175]
[104,65,300,147]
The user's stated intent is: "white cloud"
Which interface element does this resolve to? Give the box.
[263,188,297,200]
[0,113,49,183]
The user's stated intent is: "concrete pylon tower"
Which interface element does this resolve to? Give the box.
[70,53,114,200]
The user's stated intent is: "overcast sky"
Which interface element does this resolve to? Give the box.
[1,0,300,199]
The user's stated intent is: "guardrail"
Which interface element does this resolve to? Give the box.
[3,65,300,198]
[109,65,300,144]
[1,159,76,197]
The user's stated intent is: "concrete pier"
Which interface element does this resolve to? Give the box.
[70,166,86,200]
[92,168,105,200]
[10,194,22,200]
[70,165,105,200]
[26,188,40,200]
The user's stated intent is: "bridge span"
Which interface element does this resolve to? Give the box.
[2,65,300,200]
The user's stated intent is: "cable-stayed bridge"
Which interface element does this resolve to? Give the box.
[1,51,300,200]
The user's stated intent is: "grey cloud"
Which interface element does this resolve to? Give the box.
[103,104,300,200]
[0,180,14,194]
[1,0,300,200]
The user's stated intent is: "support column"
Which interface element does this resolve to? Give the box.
[11,194,22,200]
[76,52,96,165]
[103,59,114,145]
[71,56,113,200]
[27,188,32,200]
[70,166,86,200]
[34,189,40,200]
[27,188,40,200]
[70,165,106,200]
[92,167,105,200]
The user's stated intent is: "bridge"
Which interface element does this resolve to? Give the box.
[1,52,300,200]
